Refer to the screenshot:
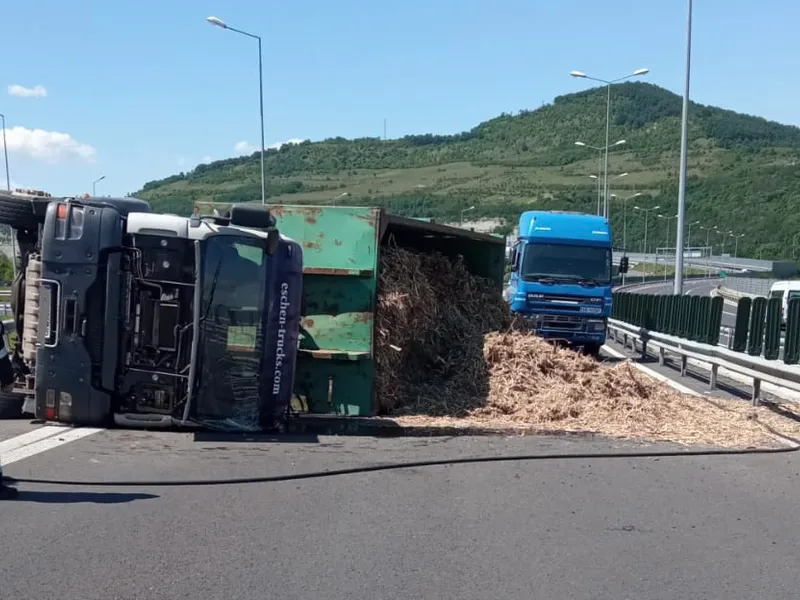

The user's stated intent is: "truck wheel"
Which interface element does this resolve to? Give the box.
[583,343,603,358]
[0,194,44,230]
[0,391,24,419]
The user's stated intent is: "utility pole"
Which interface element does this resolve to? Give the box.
[673,0,693,294]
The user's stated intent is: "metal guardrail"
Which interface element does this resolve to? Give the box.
[607,318,800,405]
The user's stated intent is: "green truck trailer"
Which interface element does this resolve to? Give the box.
[266,205,506,416]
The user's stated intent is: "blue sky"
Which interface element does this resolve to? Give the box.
[3,0,799,197]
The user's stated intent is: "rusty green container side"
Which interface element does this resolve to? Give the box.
[270,205,506,416]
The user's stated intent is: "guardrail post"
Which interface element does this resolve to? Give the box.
[732,297,751,353]
[764,297,782,360]
[752,378,762,406]
[784,298,800,365]
[748,297,767,357]
[709,364,718,390]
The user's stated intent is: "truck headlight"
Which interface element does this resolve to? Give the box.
[587,320,606,332]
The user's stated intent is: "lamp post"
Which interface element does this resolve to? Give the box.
[634,204,660,280]
[0,113,9,192]
[730,232,745,269]
[673,0,693,294]
[658,213,679,279]
[610,191,641,285]
[461,205,476,226]
[686,219,700,252]
[699,225,718,277]
[571,68,649,219]
[576,139,626,215]
[718,229,732,255]
[207,16,267,206]
[92,175,106,197]
[610,191,641,253]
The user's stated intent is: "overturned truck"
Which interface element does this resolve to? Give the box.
[0,192,302,430]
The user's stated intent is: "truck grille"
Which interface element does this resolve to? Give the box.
[523,313,586,331]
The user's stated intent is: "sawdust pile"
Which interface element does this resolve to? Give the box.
[374,245,795,448]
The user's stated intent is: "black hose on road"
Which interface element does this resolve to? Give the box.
[6,423,798,489]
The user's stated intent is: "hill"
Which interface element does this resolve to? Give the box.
[134,82,800,260]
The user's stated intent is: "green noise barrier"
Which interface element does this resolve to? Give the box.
[747,297,767,357]
[784,298,800,365]
[732,297,751,353]
[764,297,782,360]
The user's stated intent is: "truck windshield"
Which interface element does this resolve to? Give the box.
[520,242,611,284]
[194,235,271,427]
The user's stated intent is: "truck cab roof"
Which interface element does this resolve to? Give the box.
[517,211,610,244]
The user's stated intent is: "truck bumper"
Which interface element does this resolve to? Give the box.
[514,312,607,345]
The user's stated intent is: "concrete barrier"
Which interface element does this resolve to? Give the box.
[717,285,757,302]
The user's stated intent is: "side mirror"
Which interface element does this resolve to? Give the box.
[618,256,629,274]
[508,247,517,266]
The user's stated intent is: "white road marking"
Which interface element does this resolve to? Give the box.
[601,344,700,396]
[0,426,67,456]
[1,426,102,467]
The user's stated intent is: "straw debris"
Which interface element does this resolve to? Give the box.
[374,244,798,448]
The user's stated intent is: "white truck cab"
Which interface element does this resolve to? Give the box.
[768,280,800,327]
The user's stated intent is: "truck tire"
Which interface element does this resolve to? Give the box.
[83,196,151,216]
[0,194,45,230]
[583,343,602,358]
[0,391,24,419]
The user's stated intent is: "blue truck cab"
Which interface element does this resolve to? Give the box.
[504,210,627,356]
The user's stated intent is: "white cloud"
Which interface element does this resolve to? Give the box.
[234,140,259,155]
[234,138,305,155]
[4,126,96,163]
[8,84,47,98]
[268,138,305,150]
[201,156,213,164]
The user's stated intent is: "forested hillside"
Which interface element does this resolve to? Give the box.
[134,82,800,260]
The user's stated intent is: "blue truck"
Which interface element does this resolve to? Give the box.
[504,210,627,356]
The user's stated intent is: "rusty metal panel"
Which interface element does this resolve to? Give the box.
[271,205,381,415]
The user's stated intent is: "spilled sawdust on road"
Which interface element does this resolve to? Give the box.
[374,244,800,449]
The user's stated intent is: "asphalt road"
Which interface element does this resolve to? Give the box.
[2,423,800,600]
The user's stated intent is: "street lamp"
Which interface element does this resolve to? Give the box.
[610,192,641,253]
[730,232,745,269]
[699,224,718,277]
[461,205,476,226]
[610,191,641,285]
[0,113,9,192]
[571,68,649,219]
[332,192,349,206]
[717,229,733,255]
[674,0,693,294]
[634,204,660,279]
[576,139,626,215]
[686,219,700,252]
[207,16,267,206]
[658,213,679,280]
[92,175,106,197]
